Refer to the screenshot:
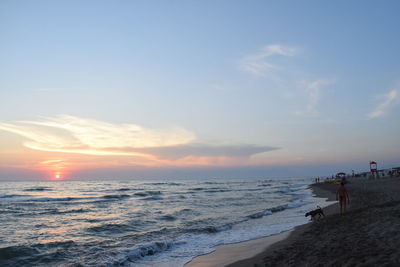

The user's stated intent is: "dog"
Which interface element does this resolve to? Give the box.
[305,206,325,221]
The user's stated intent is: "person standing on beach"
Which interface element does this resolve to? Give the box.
[336,182,350,215]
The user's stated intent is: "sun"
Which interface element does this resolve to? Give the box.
[55,173,62,179]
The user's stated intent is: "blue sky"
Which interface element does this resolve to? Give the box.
[0,1,399,179]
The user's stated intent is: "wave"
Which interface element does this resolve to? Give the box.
[159,214,177,221]
[34,240,75,249]
[247,204,288,219]
[39,208,89,215]
[271,185,291,193]
[141,195,163,201]
[133,192,148,197]
[247,209,273,219]
[246,197,308,220]
[0,241,75,264]
[0,194,27,198]
[204,189,232,193]
[273,189,291,194]
[20,193,132,203]
[102,194,130,199]
[146,190,162,195]
[173,208,196,215]
[188,187,229,192]
[258,179,273,182]
[118,240,173,264]
[87,223,135,233]
[0,245,40,262]
[133,191,162,197]
[188,187,262,194]
[116,188,131,191]
[189,187,205,191]
[24,197,79,202]
[23,187,52,192]
[140,182,183,186]
[196,223,233,233]
[168,182,184,186]
[203,181,225,185]
[184,218,235,234]
[258,183,272,187]
[115,187,143,192]
[270,205,288,212]
[236,188,263,192]
[288,199,307,209]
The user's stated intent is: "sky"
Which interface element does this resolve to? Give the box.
[0,0,399,180]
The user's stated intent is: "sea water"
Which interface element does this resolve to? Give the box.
[0,178,331,266]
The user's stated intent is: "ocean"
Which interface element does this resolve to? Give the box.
[0,177,330,266]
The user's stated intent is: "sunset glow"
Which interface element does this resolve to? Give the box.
[0,1,399,180]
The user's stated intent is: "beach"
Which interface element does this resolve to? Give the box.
[188,177,400,267]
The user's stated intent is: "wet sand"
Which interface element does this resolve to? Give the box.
[185,231,292,267]
[187,177,400,267]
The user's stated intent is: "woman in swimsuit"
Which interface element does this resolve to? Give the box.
[336,182,350,215]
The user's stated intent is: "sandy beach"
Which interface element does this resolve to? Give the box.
[188,177,400,267]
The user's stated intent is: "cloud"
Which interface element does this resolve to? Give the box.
[294,79,332,116]
[40,159,69,171]
[239,44,297,76]
[0,115,195,158]
[133,144,278,160]
[0,115,276,165]
[368,89,398,118]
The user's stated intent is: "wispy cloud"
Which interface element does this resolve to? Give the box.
[294,79,332,116]
[239,44,297,76]
[0,115,277,166]
[368,89,398,118]
[135,144,277,160]
[40,159,69,171]
[0,115,195,158]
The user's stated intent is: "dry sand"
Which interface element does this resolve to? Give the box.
[187,177,400,267]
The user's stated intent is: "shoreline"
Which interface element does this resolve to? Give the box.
[184,230,292,267]
[186,177,400,267]
[225,183,338,267]
[185,183,337,267]
[231,177,400,266]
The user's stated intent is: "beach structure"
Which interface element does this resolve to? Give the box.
[336,172,346,178]
[335,172,347,183]
[370,161,378,179]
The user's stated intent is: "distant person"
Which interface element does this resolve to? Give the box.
[336,182,350,215]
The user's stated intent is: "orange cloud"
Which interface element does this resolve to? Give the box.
[0,115,278,173]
